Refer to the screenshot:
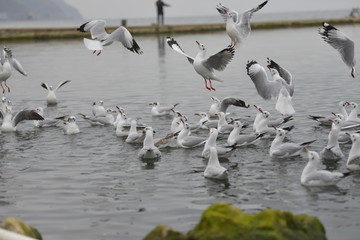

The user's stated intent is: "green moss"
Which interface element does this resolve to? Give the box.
[0,217,42,240]
[143,225,187,240]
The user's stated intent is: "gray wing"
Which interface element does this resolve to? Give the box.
[203,46,235,71]
[13,110,44,126]
[319,22,355,68]
[216,4,239,23]
[246,60,281,100]
[219,97,249,113]
[77,20,109,40]
[267,58,293,95]
[272,143,302,157]
[55,80,71,91]
[305,170,343,183]
[182,136,206,148]
[9,57,27,76]
[103,26,143,54]
[238,0,269,38]
[166,37,194,64]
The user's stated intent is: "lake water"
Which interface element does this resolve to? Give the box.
[0,24,360,240]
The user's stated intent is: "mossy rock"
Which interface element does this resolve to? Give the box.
[143,225,187,240]
[0,217,42,240]
[144,202,326,240]
[188,202,326,240]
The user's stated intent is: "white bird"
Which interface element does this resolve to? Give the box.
[308,101,349,127]
[195,112,218,129]
[166,37,235,91]
[301,148,350,186]
[246,59,294,115]
[209,96,249,117]
[40,80,71,106]
[253,108,294,137]
[216,112,234,134]
[0,47,27,93]
[346,102,360,123]
[0,97,11,113]
[61,116,80,135]
[253,105,293,131]
[202,128,236,159]
[216,0,269,47]
[125,119,146,144]
[138,127,161,159]
[320,118,344,160]
[346,133,360,171]
[115,111,132,137]
[150,102,179,117]
[319,22,356,78]
[0,107,43,132]
[33,107,64,128]
[170,111,184,133]
[79,108,115,126]
[204,147,228,180]
[77,19,143,55]
[270,127,316,158]
[227,121,262,146]
[177,122,207,148]
[92,100,106,117]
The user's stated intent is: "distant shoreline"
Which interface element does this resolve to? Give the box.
[0,17,359,42]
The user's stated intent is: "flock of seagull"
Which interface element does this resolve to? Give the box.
[0,0,359,187]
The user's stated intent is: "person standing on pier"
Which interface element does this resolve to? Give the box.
[156,0,170,25]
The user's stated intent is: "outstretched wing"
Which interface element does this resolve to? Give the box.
[77,20,109,40]
[267,57,293,95]
[13,110,44,126]
[203,46,235,71]
[319,22,355,69]
[238,0,269,38]
[41,82,49,90]
[9,57,27,76]
[55,80,71,91]
[216,4,239,23]
[103,26,143,54]
[166,37,194,64]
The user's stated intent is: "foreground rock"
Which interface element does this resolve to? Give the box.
[0,217,42,240]
[143,202,326,240]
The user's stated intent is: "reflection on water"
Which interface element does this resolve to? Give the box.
[0,25,359,240]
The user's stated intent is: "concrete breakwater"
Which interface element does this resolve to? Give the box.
[0,17,359,41]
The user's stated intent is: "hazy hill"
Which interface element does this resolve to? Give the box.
[0,0,82,20]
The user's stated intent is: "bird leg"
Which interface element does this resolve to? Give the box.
[0,83,5,94]
[97,51,102,56]
[93,50,97,54]
[4,82,10,92]
[351,67,355,78]
[208,80,216,91]
[204,79,212,91]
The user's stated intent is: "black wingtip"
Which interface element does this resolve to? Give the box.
[127,39,143,55]
[77,21,90,32]
[246,60,258,75]
[342,172,352,178]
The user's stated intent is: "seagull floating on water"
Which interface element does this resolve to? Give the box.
[177,122,207,148]
[92,100,106,117]
[33,107,64,128]
[79,108,115,126]
[319,22,356,78]
[320,118,345,160]
[61,116,80,135]
[209,96,249,117]
[166,36,235,91]
[216,0,269,47]
[77,19,143,55]
[301,148,351,186]
[126,119,146,144]
[138,127,161,160]
[150,102,179,117]
[204,147,228,180]
[41,80,71,106]
[0,107,43,132]
[202,128,236,159]
[346,133,360,171]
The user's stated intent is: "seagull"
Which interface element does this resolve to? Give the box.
[202,128,236,159]
[170,111,184,133]
[319,22,356,78]
[138,127,161,160]
[77,19,143,55]
[270,127,316,158]
[320,118,345,160]
[40,80,71,106]
[246,59,294,115]
[0,106,44,132]
[0,47,27,93]
[204,147,228,180]
[33,107,64,128]
[253,105,293,131]
[254,108,294,137]
[125,119,146,144]
[216,112,234,134]
[227,121,263,146]
[115,111,132,137]
[308,101,349,127]
[301,148,351,186]
[166,36,235,91]
[216,0,269,47]
[209,96,249,117]
[195,112,218,129]
[346,133,360,171]
[92,100,106,117]
[61,116,80,135]
[149,102,179,117]
[79,108,115,126]
[177,122,207,148]
[0,97,11,113]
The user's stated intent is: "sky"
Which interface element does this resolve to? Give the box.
[63,0,360,20]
